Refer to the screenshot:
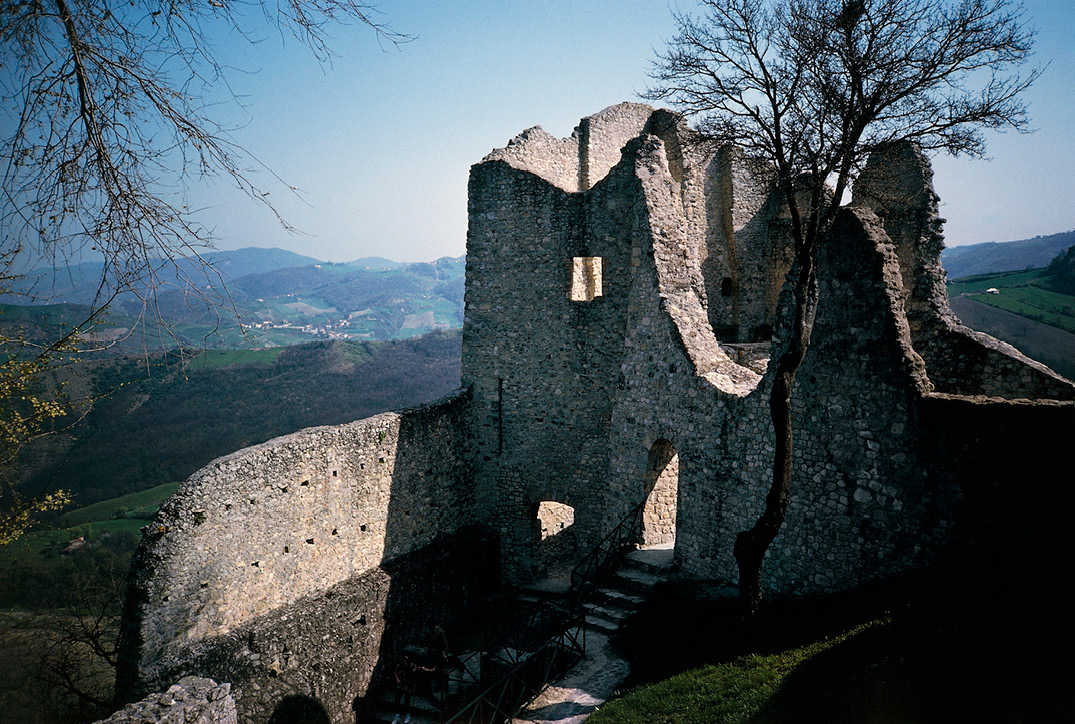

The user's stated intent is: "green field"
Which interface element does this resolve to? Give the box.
[947,268,1075,335]
[0,484,178,566]
[183,348,284,370]
[60,483,179,525]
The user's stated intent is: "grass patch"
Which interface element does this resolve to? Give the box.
[598,569,1073,724]
[947,268,1075,334]
[0,484,177,566]
[60,482,179,526]
[966,286,1075,334]
[183,347,284,370]
[946,268,1046,293]
[591,621,883,724]
[0,519,146,567]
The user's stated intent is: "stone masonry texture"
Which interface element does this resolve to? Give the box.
[111,103,1073,723]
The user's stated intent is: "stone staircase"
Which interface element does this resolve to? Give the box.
[363,544,675,724]
[508,544,675,724]
[578,544,673,637]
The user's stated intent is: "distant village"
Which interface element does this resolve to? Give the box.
[246,301,450,340]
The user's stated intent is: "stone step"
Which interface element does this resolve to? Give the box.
[609,566,663,595]
[623,546,675,575]
[584,613,620,636]
[582,602,631,626]
[518,574,572,600]
[593,588,644,609]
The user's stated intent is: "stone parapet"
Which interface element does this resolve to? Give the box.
[96,677,235,724]
[117,389,478,716]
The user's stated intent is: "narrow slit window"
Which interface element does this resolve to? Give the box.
[570,256,603,302]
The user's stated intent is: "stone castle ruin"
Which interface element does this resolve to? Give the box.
[112,103,1073,723]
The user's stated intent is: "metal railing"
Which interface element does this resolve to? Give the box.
[569,499,645,606]
[434,501,646,724]
[445,604,586,724]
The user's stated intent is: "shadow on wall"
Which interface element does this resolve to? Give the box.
[112,389,503,724]
[363,401,500,709]
[642,439,678,549]
[268,696,331,724]
[535,501,578,573]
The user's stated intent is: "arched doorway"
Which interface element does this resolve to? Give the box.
[641,439,678,548]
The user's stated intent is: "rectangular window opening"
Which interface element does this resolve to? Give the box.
[570,256,603,302]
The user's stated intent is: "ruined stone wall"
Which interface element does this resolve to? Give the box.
[465,107,956,590]
[466,103,1073,595]
[854,142,1075,401]
[703,147,784,341]
[117,390,486,722]
[578,102,654,190]
[726,207,954,592]
[463,140,639,580]
[463,106,776,582]
[597,136,964,591]
[120,528,497,724]
[599,132,760,576]
[917,394,1074,583]
[482,102,653,194]
[483,126,581,192]
[97,677,235,724]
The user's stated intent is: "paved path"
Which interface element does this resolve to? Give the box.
[510,630,628,724]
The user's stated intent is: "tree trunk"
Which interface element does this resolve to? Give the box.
[733,248,816,623]
[733,366,794,621]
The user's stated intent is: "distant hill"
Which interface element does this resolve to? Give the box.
[346,256,406,270]
[4,248,466,345]
[199,247,322,278]
[10,247,321,305]
[18,332,462,506]
[941,230,1075,279]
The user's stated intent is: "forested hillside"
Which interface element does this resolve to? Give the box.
[20,332,462,507]
[941,230,1075,278]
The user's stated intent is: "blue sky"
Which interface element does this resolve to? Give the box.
[196,0,1075,263]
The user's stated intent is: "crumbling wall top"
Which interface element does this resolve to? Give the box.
[482,125,582,191]
[481,102,656,192]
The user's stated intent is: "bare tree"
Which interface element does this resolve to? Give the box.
[26,546,130,723]
[2,0,406,307]
[0,0,407,539]
[647,0,1038,619]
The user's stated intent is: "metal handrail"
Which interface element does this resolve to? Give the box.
[445,606,586,724]
[437,499,646,724]
[569,499,645,601]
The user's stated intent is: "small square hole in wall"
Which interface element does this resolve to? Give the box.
[570,257,603,302]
